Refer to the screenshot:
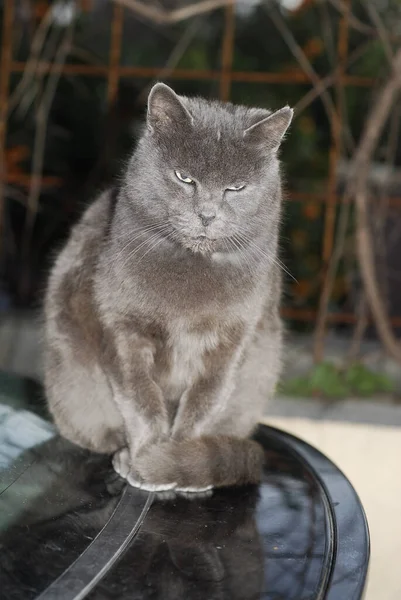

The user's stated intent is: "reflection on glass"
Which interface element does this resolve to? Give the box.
[89,486,264,600]
[0,437,122,598]
[0,419,365,600]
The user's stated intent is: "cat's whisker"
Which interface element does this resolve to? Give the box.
[124,230,169,259]
[236,231,277,266]
[136,231,171,263]
[113,230,166,276]
[112,219,171,240]
[111,223,169,245]
[227,237,250,272]
[235,230,297,283]
[229,235,257,275]
[112,223,170,250]
[223,237,243,268]
[109,224,172,273]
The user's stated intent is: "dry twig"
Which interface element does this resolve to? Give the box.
[8,7,54,114]
[295,39,379,114]
[313,76,401,364]
[137,16,203,104]
[318,0,336,65]
[21,20,75,272]
[362,0,393,64]
[353,48,401,363]
[266,4,354,154]
[328,0,375,36]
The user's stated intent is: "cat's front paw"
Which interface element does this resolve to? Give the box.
[134,443,214,496]
[112,447,177,492]
[113,442,215,496]
[112,447,131,479]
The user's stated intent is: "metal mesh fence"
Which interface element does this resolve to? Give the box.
[1,0,400,349]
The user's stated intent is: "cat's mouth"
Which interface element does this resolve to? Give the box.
[181,234,220,255]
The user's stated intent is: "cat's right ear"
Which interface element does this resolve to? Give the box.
[244,106,293,151]
[147,83,193,133]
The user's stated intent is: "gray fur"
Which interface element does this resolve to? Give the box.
[44,83,293,491]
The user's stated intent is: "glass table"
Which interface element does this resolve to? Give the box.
[0,408,369,600]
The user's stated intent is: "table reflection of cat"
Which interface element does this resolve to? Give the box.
[92,489,264,600]
[0,437,264,600]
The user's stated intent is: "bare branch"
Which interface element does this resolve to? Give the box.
[313,187,353,362]
[137,16,203,104]
[295,40,378,114]
[113,0,233,24]
[347,296,369,360]
[21,20,75,269]
[313,54,401,366]
[8,7,54,114]
[347,99,399,362]
[266,4,354,154]
[318,0,336,65]
[328,0,375,36]
[362,0,393,64]
[18,21,64,119]
[353,48,401,363]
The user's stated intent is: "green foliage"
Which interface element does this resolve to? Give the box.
[344,364,395,396]
[279,362,395,399]
[177,41,210,70]
[350,40,387,78]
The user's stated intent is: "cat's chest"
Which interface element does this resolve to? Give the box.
[156,320,219,400]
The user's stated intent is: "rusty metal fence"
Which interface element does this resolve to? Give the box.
[1,0,400,340]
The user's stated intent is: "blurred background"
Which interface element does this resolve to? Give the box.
[2,0,401,386]
[0,1,401,598]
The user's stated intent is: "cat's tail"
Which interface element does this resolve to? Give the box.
[134,436,264,491]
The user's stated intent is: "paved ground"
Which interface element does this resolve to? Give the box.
[263,414,401,600]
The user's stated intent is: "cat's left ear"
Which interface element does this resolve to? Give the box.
[244,106,293,151]
[147,82,193,133]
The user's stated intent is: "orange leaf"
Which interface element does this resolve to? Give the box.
[34,0,49,20]
[303,38,324,59]
[6,145,30,164]
[5,145,30,177]
[303,202,321,220]
[80,0,93,12]
[292,279,312,299]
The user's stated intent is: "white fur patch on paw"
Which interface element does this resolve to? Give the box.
[153,490,177,501]
[127,475,177,493]
[175,485,213,493]
[178,489,214,500]
[126,474,144,488]
[112,448,130,479]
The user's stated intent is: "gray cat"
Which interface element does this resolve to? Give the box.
[44,83,292,492]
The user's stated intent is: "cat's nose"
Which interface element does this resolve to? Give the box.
[198,212,216,227]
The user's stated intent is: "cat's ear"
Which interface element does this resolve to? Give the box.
[244,106,293,151]
[147,83,193,133]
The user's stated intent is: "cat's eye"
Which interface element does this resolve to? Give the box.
[175,170,194,184]
[226,184,245,192]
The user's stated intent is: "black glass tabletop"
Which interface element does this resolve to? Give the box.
[0,421,369,600]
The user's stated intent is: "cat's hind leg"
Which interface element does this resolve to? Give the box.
[45,350,125,454]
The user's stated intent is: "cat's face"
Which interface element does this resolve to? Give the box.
[130,83,292,255]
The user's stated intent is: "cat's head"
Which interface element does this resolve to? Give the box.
[128,83,293,255]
